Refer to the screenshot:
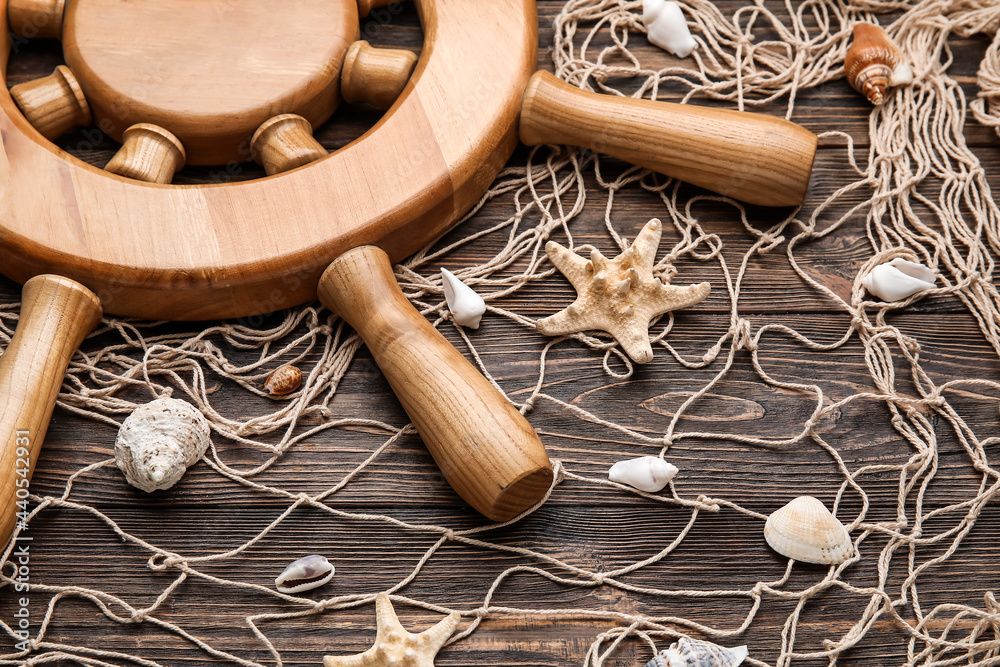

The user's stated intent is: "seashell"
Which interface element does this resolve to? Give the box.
[441,267,487,329]
[115,397,211,492]
[537,219,711,364]
[643,0,697,58]
[265,364,303,396]
[275,554,335,594]
[644,637,748,667]
[861,257,936,302]
[845,22,913,106]
[609,456,678,492]
[764,496,852,565]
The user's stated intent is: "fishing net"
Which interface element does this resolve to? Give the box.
[3,0,1000,665]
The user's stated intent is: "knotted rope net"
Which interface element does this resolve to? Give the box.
[4,0,1000,665]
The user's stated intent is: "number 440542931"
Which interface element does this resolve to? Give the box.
[15,431,31,523]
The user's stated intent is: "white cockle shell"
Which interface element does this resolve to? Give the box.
[441,267,487,329]
[861,258,936,302]
[609,456,678,492]
[764,496,852,565]
[644,637,748,667]
[643,0,697,58]
[275,554,335,594]
[115,397,211,492]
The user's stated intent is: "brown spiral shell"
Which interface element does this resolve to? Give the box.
[845,22,904,106]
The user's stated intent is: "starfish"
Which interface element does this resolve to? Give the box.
[323,594,461,667]
[536,218,710,364]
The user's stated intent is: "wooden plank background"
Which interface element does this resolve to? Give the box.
[3,2,1000,665]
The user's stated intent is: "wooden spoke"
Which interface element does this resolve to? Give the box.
[251,114,329,176]
[7,0,65,40]
[105,123,187,184]
[9,65,91,140]
[341,40,418,110]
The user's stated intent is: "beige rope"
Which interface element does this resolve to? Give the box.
[4,0,1000,665]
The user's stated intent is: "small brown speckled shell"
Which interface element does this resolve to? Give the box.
[845,22,905,106]
[265,364,303,396]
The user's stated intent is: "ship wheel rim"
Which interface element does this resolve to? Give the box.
[0,0,539,320]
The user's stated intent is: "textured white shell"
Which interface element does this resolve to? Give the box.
[862,258,936,302]
[643,0,697,58]
[115,397,211,492]
[441,267,487,329]
[890,62,914,86]
[764,496,852,565]
[644,637,748,667]
[608,456,678,492]
[275,555,335,594]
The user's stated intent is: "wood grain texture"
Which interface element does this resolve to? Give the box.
[358,0,405,18]
[318,246,554,521]
[519,71,818,207]
[6,0,64,40]
[104,123,186,184]
[8,64,89,139]
[61,0,358,165]
[341,40,418,110]
[0,275,102,545]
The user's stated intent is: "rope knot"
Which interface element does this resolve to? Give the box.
[443,529,456,541]
[758,233,784,253]
[148,554,183,570]
[702,344,721,364]
[127,610,149,624]
[592,573,607,585]
[735,320,756,351]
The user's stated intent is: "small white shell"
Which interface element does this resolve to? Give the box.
[275,554,335,594]
[764,496,852,565]
[644,637,748,667]
[861,258,936,302]
[643,0,697,58]
[890,62,914,86]
[609,456,678,492]
[441,267,487,329]
[115,397,211,492]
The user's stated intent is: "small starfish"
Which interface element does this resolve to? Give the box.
[537,219,710,364]
[323,594,460,667]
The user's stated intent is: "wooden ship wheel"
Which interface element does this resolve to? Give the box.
[0,0,818,541]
